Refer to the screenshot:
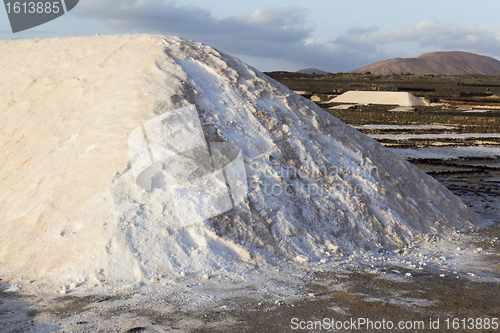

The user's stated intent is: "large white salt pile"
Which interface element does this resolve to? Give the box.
[0,35,477,291]
[329,91,426,106]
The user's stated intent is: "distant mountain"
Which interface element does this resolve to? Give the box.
[352,51,500,75]
[296,68,328,74]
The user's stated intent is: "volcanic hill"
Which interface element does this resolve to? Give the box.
[352,51,500,75]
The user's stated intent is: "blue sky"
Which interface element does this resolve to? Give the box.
[2,0,500,72]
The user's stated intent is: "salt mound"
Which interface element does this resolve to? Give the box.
[329,91,426,106]
[0,35,477,290]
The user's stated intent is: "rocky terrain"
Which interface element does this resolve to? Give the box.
[266,71,500,102]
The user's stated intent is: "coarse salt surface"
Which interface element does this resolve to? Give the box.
[0,34,479,293]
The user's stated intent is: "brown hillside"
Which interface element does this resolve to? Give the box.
[296,67,328,74]
[352,51,500,75]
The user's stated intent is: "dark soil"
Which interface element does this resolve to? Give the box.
[265,72,500,102]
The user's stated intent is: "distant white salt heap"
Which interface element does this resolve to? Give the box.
[329,91,426,106]
[0,35,477,291]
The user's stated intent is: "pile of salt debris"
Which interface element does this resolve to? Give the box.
[0,34,477,292]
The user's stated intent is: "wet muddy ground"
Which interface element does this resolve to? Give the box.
[190,259,500,333]
[4,222,496,332]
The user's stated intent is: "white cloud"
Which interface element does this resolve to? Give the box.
[74,0,379,71]
[345,21,500,56]
[74,1,500,72]
[347,26,379,35]
[77,1,314,44]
